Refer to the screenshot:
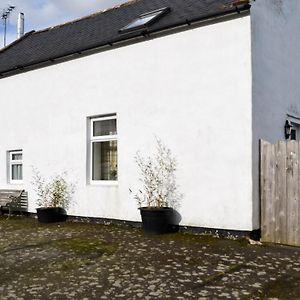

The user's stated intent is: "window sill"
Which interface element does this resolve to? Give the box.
[89,181,118,186]
[9,181,23,185]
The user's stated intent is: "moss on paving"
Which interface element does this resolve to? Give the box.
[0,216,251,260]
[0,232,118,285]
[50,237,117,255]
[0,215,38,230]
[0,255,102,284]
[153,231,249,248]
[195,263,249,288]
[155,232,219,244]
[0,216,246,248]
[2,216,300,299]
[260,274,300,299]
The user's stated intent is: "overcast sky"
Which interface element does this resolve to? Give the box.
[0,0,128,47]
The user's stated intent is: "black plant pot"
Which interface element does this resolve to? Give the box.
[139,207,173,234]
[36,207,67,223]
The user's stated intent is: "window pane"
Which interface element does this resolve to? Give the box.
[92,141,118,180]
[12,164,23,180]
[12,153,22,160]
[122,14,157,30]
[291,129,297,140]
[93,119,117,136]
[119,7,170,33]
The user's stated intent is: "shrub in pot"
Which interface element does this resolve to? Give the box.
[133,138,182,234]
[32,169,75,223]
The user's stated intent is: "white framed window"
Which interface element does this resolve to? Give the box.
[90,115,118,183]
[8,150,23,184]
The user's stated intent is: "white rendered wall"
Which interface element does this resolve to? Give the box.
[0,16,252,230]
[251,0,300,229]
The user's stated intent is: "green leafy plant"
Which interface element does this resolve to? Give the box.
[32,168,75,210]
[133,138,182,208]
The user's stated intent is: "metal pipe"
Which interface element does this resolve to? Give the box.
[1,5,16,47]
[17,12,24,39]
[4,17,7,46]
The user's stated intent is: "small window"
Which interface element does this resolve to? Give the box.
[8,150,23,184]
[291,128,297,140]
[119,7,170,33]
[90,115,118,182]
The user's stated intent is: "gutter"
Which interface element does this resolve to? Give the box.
[0,3,250,78]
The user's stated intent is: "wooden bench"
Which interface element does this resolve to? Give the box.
[0,189,28,216]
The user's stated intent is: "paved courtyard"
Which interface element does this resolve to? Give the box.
[0,216,300,299]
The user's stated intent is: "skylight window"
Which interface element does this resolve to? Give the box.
[119,7,170,33]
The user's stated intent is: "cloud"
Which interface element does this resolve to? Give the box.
[0,0,128,46]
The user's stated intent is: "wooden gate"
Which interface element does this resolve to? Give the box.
[260,139,300,246]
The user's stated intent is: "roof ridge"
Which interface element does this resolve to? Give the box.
[33,0,140,35]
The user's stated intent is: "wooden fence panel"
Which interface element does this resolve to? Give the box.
[261,140,276,243]
[275,141,287,244]
[260,139,300,246]
[297,143,300,246]
[286,141,299,245]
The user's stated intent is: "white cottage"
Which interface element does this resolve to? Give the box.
[0,0,298,235]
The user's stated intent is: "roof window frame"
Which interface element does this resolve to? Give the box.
[119,7,171,34]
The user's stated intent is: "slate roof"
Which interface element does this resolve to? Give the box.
[0,0,250,76]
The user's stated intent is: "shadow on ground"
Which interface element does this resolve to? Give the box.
[0,216,300,299]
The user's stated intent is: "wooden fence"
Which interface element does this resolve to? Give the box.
[260,139,300,246]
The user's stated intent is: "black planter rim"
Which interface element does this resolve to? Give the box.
[36,207,63,211]
[139,206,172,211]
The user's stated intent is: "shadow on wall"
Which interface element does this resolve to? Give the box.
[169,208,182,233]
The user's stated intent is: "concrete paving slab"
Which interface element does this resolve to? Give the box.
[0,216,299,299]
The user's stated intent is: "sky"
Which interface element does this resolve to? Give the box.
[0,0,128,47]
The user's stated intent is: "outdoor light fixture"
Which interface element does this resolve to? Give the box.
[285,120,294,139]
[1,5,16,47]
